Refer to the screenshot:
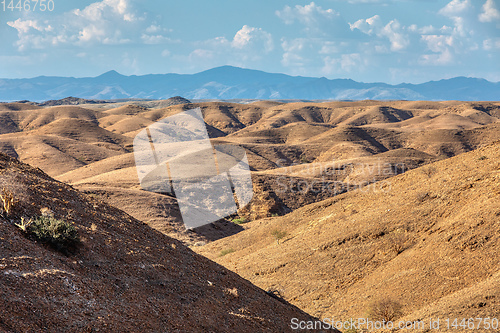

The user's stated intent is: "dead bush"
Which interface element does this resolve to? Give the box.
[387,232,408,255]
[367,297,403,322]
[415,191,429,203]
[0,173,27,217]
[420,166,436,178]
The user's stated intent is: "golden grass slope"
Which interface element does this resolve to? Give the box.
[196,141,500,325]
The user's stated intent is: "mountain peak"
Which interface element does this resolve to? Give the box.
[97,70,124,79]
[199,65,255,75]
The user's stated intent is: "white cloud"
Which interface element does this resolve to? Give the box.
[419,35,455,65]
[483,38,500,50]
[6,0,170,51]
[419,35,458,66]
[419,48,453,65]
[185,26,274,69]
[141,25,172,44]
[189,49,215,61]
[323,53,364,74]
[438,0,471,17]
[73,0,137,22]
[7,19,51,34]
[479,0,500,22]
[437,0,475,37]
[146,25,162,34]
[276,2,351,37]
[421,35,454,53]
[349,15,382,35]
[7,19,62,50]
[276,2,338,26]
[412,0,486,68]
[78,26,106,43]
[319,41,339,54]
[141,34,170,44]
[281,38,308,67]
[379,20,409,51]
[408,24,437,34]
[232,25,273,53]
[279,36,365,77]
[351,16,409,52]
[346,0,389,3]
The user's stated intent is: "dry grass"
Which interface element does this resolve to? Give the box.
[415,191,429,203]
[14,217,32,232]
[420,165,437,178]
[198,141,500,322]
[0,188,15,217]
[387,232,409,255]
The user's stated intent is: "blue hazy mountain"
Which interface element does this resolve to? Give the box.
[0,66,498,102]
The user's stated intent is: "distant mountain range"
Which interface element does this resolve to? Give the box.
[0,66,498,102]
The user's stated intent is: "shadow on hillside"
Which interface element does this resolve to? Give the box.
[189,219,245,242]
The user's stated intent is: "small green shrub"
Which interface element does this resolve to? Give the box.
[219,248,235,257]
[271,229,287,245]
[343,326,360,333]
[29,216,80,252]
[231,218,249,225]
[478,155,488,161]
[300,156,310,164]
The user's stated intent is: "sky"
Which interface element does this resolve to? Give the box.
[0,0,499,83]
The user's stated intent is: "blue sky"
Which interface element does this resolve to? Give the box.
[1,0,499,83]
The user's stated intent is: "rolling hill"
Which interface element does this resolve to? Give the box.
[1,97,500,330]
[196,141,500,326]
[0,99,499,246]
[0,152,321,332]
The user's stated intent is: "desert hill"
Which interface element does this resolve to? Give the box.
[0,100,499,246]
[1,98,500,331]
[196,141,500,327]
[38,96,109,106]
[0,152,321,332]
[0,105,99,132]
